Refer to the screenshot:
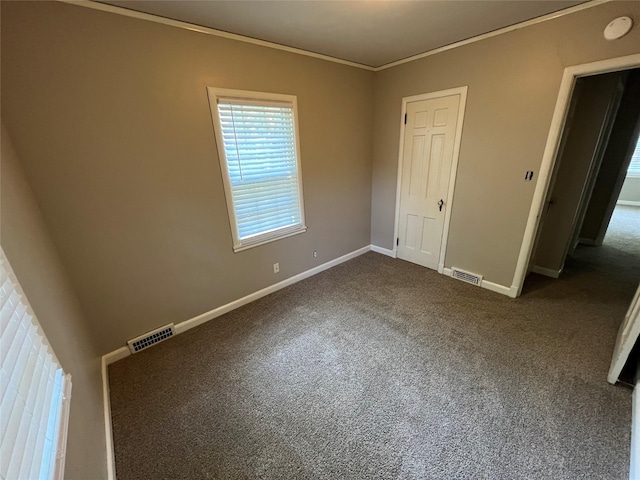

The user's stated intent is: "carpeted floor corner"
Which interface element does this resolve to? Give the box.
[108,206,639,479]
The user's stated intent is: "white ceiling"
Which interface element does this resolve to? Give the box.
[101,0,586,68]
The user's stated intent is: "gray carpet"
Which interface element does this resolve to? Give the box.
[109,207,639,479]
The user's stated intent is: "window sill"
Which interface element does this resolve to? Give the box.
[233,226,307,252]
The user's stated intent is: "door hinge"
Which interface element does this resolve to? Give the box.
[404,113,407,124]
[396,237,399,246]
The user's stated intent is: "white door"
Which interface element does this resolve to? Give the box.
[397,94,460,270]
[608,283,640,384]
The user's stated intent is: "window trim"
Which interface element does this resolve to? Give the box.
[207,87,307,252]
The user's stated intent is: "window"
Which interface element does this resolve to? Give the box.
[627,137,640,178]
[207,88,306,252]
[0,248,71,480]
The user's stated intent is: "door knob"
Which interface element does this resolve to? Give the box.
[438,199,444,211]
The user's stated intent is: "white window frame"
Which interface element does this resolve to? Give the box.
[207,87,307,252]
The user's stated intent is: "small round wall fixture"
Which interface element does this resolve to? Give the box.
[603,16,633,41]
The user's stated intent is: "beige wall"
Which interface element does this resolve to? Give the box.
[534,72,621,271]
[1,125,107,479]
[620,177,640,203]
[372,1,640,287]
[1,1,374,354]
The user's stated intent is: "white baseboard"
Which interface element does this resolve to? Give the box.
[617,200,640,207]
[632,383,640,480]
[102,245,372,367]
[103,347,130,366]
[442,267,514,297]
[481,279,516,297]
[578,237,601,246]
[532,265,562,279]
[370,245,396,258]
[174,245,371,334]
[101,356,117,480]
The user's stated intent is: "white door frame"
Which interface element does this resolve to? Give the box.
[512,53,640,296]
[392,86,468,273]
[609,284,640,384]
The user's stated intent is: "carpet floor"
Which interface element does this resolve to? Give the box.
[109,207,640,479]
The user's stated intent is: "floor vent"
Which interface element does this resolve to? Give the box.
[451,268,483,286]
[127,324,175,354]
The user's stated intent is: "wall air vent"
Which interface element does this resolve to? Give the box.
[451,268,483,286]
[127,323,175,353]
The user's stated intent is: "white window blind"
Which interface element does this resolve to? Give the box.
[208,89,306,251]
[627,137,640,178]
[0,248,71,480]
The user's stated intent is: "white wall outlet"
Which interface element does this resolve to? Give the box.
[313,251,318,258]
[273,263,280,273]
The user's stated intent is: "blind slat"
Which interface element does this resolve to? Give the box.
[5,401,31,479]
[0,308,23,367]
[29,426,47,479]
[1,289,22,332]
[2,328,41,471]
[238,214,301,237]
[235,198,300,215]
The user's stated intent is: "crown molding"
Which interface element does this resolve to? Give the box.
[59,0,609,72]
[56,0,376,71]
[374,0,610,71]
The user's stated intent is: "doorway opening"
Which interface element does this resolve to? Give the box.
[522,64,640,386]
[528,69,640,279]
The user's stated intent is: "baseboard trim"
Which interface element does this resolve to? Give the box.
[102,245,371,366]
[370,245,396,258]
[578,237,601,246]
[481,279,515,297]
[631,382,640,479]
[103,347,130,366]
[617,200,640,207]
[441,267,514,297]
[101,356,117,480]
[532,265,562,279]
[174,245,370,334]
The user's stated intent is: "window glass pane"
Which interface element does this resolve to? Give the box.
[627,137,640,178]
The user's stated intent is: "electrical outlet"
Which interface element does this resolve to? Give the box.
[313,251,318,258]
[273,263,280,274]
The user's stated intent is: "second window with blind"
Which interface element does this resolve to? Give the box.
[207,88,306,252]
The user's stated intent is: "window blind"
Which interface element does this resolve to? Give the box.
[0,248,71,480]
[216,96,305,249]
[628,137,640,178]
